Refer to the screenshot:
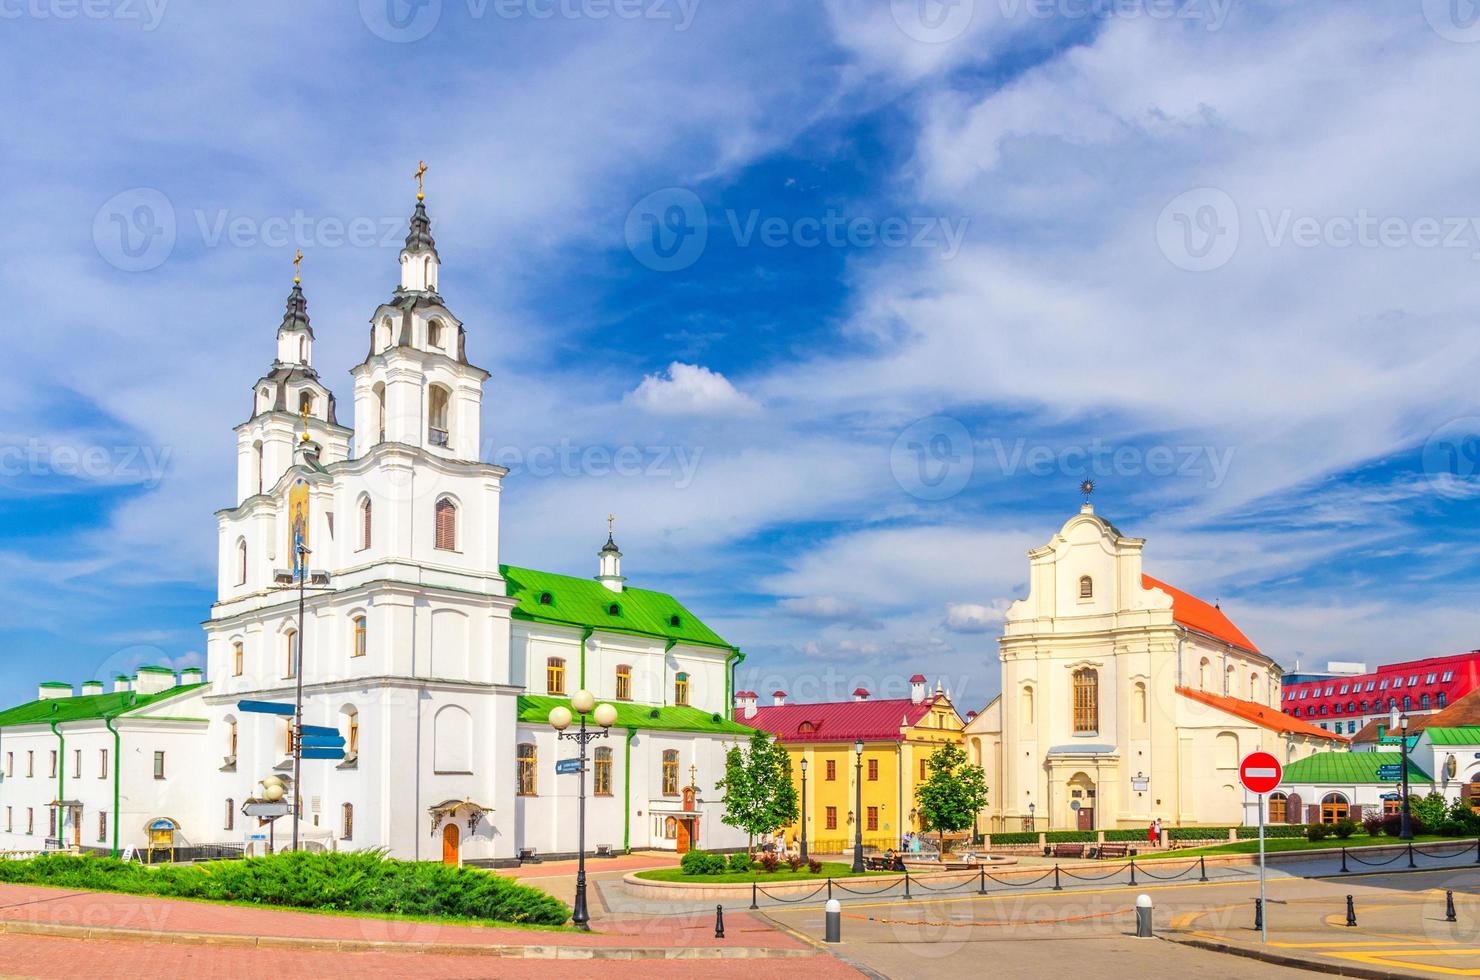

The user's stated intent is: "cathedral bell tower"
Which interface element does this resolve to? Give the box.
[351,163,489,462]
[596,516,626,592]
[233,257,350,504]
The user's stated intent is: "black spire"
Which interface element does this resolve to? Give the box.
[279,283,313,336]
[404,200,438,255]
[601,531,620,554]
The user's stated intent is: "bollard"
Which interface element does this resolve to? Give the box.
[1253,898,1263,931]
[903,871,913,900]
[715,904,725,939]
[1447,890,1458,923]
[1198,855,1208,882]
[1346,895,1357,928]
[978,866,987,895]
[1135,894,1153,938]
[1340,847,1348,873]
[1408,843,1417,870]
[1128,859,1137,887]
[824,898,842,944]
[750,882,758,910]
[1053,865,1063,891]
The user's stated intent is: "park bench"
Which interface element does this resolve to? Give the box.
[1047,843,1086,859]
[1093,843,1136,860]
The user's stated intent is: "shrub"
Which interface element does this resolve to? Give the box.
[0,852,568,926]
[1414,792,1449,831]
[1306,824,1329,842]
[1103,829,1150,842]
[1168,826,1234,841]
[680,850,727,876]
[725,852,753,873]
[1362,816,1385,837]
[807,858,823,874]
[1332,819,1357,839]
[987,832,1038,846]
[787,855,804,872]
[1042,830,1096,843]
[758,852,780,873]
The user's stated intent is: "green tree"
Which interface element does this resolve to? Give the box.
[914,743,989,854]
[715,731,799,851]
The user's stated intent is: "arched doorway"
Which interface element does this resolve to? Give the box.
[442,823,460,866]
[1067,772,1096,830]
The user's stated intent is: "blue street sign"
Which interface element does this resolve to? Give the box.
[556,759,583,775]
[300,735,344,748]
[300,725,339,738]
[300,747,345,761]
[1376,765,1404,780]
[238,700,294,716]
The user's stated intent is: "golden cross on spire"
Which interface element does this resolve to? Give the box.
[607,513,615,534]
[415,160,428,201]
[293,249,303,285]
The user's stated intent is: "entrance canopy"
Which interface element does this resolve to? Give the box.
[426,797,493,836]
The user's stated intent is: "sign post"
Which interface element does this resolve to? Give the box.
[1239,751,1283,944]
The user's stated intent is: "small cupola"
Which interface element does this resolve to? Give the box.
[736,691,758,719]
[596,514,626,593]
[772,690,787,707]
[398,162,441,294]
[80,681,104,696]
[38,682,72,700]
[853,687,870,702]
[274,259,315,366]
[910,674,927,704]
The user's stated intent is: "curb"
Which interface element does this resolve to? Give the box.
[1166,935,1413,980]
[0,920,817,959]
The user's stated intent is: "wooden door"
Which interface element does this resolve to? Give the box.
[72,810,81,848]
[675,818,691,854]
[442,823,460,866]
[1076,807,1093,831]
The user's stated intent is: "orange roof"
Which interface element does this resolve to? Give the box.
[1143,574,1260,654]
[1177,686,1347,742]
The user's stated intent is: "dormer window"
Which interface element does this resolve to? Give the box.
[1078,576,1093,599]
[607,603,621,616]
[428,319,445,350]
[669,614,681,627]
[538,592,553,606]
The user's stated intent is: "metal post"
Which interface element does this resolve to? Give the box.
[1199,855,1208,882]
[903,871,912,900]
[851,746,865,874]
[572,714,590,930]
[1258,793,1267,943]
[979,866,987,895]
[1129,859,1136,886]
[827,877,833,901]
[715,904,725,938]
[1399,720,1413,841]
[1446,890,1458,923]
[292,542,306,853]
[799,766,809,864]
[750,882,758,910]
[1341,847,1348,873]
[1053,865,1062,891]
[1345,894,1357,928]
[1135,894,1153,938]
[1253,898,1263,931]
[824,899,841,943]
[1408,842,1416,870]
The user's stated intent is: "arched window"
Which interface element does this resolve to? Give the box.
[1078,575,1093,599]
[1072,668,1099,734]
[546,657,566,695]
[346,709,359,754]
[428,384,450,447]
[378,318,393,351]
[516,743,536,796]
[662,749,680,797]
[607,603,621,616]
[299,391,314,415]
[1438,692,1448,708]
[232,640,244,677]
[341,802,353,840]
[1020,686,1035,728]
[235,538,248,586]
[298,336,307,363]
[538,592,553,605]
[1320,792,1349,825]
[1403,695,1412,712]
[1268,792,1288,824]
[1133,682,1148,726]
[358,496,372,551]
[225,799,234,831]
[674,672,690,706]
[1215,731,1239,769]
[1250,672,1259,702]
[428,319,445,349]
[1421,694,1431,710]
[372,382,386,444]
[253,440,264,494]
[226,717,238,758]
[615,665,632,701]
[434,497,457,551]
[284,629,298,678]
[593,747,613,796]
[1225,663,1236,694]
[1199,658,1210,690]
[352,615,367,658]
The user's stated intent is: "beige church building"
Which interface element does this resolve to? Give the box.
[966,501,1343,831]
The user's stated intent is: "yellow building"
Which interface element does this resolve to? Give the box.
[733,678,965,851]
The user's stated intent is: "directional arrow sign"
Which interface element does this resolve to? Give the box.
[1376,765,1404,780]
[556,759,584,775]
[300,725,339,738]
[299,735,345,749]
[237,700,295,716]
[300,747,345,761]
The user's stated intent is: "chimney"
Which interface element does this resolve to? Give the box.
[736,691,758,720]
[772,690,787,707]
[113,675,131,693]
[38,682,72,701]
[80,681,104,697]
[134,666,178,695]
[180,667,204,686]
[909,674,926,704]
[853,687,870,702]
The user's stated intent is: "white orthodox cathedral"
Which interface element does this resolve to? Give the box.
[0,189,751,864]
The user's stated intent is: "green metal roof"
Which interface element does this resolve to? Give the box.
[0,684,208,728]
[1283,751,1433,785]
[517,695,754,736]
[1424,727,1480,746]
[501,564,731,649]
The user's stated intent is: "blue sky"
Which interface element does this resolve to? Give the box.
[2,1,1479,712]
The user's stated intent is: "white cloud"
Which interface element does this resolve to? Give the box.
[778,595,871,623]
[944,601,1005,633]
[625,363,760,417]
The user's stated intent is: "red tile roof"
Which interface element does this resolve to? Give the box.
[1177,686,1346,742]
[1144,574,1260,654]
[735,696,942,744]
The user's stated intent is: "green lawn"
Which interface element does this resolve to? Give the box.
[634,861,897,883]
[1136,833,1463,860]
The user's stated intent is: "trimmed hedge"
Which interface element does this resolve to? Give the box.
[0,850,569,926]
[1103,829,1151,842]
[987,832,1038,845]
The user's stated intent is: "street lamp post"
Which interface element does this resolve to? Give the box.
[550,690,617,930]
[851,739,865,874]
[291,541,307,852]
[1027,801,1035,832]
[1390,706,1413,840]
[799,758,809,863]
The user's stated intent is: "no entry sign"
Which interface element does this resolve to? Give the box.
[1239,751,1283,794]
